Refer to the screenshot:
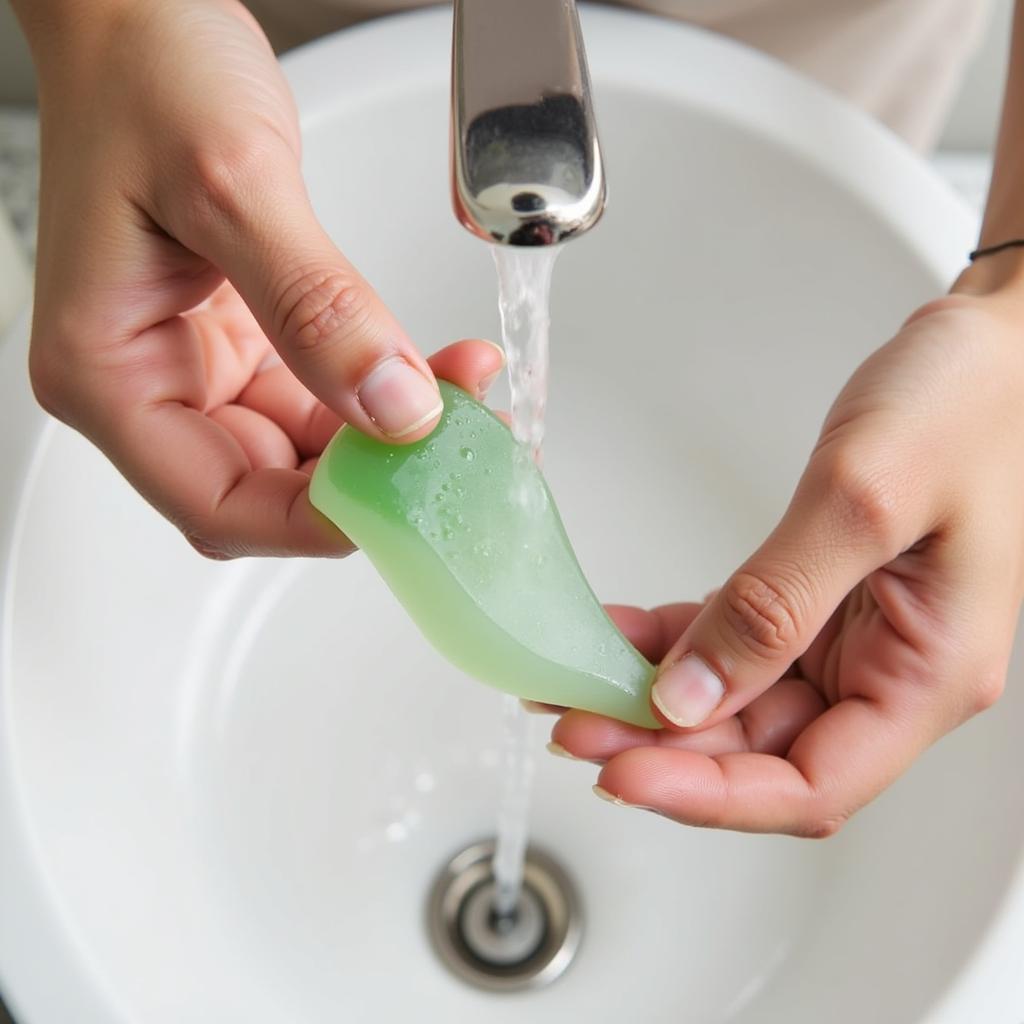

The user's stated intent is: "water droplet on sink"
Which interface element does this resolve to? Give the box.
[460,447,475,461]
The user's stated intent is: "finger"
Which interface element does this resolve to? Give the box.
[239,338,506,459]
[238,364,343,458]
[137,404,346,557]
[596,688,936,836]
[606,603,703,663]
[553,676,825,761]
[134,405,346,557]
[161,142,445,443]
[604,605,662,661]
[208,404,299,470]
[427,339,505,400]
[524,604,705,726]
[649,444,929,730]
[80,317,350,558]
[185,290,271,411]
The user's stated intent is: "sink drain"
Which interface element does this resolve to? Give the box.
[427,840,582,992]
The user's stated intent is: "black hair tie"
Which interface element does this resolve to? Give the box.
[968,239,1024,262]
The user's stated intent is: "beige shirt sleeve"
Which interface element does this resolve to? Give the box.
[244,0,994,151]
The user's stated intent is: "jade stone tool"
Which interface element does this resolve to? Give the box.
[310,381,659,729]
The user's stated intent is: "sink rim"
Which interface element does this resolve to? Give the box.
[3,5,1020,1023]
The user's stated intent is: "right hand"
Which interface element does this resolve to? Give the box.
[552,289,1024,836]
[15,0,502,558]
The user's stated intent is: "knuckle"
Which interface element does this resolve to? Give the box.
[28,335,76,421]
[970,669,1005,715]
[28,350,62,417]
[183,530,235,562]
[275,268,376,355]
[721,570,803,657]
[186,136,283,225]
[901,294,973,330]
[178,513,237,562]
[821,449,903,553]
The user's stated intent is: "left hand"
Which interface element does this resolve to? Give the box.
[17,0,504,560]
[551,282,1024,837]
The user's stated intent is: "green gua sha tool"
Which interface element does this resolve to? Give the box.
[310,381,660,729]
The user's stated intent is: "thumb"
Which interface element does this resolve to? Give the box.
[177,144,443,442]
[652,449,918,729]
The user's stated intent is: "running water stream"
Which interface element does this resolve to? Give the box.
[489,244,561,918]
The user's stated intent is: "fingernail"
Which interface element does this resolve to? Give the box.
[546,741,578,760]
[356,357,442,438]
[483,339,507,365]
[521,699,551,715]
[549,742,605,767]
[476,341,506,399]
[592,785,658,812]
[651,654,725,727]
[477,370,501,400]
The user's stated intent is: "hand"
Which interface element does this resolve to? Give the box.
[15,0,502,557]
[553,283,1024,836]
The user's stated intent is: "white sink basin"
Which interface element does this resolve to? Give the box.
[2,7,1023,1022]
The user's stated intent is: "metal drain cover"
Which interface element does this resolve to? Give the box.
[426,839,582,992]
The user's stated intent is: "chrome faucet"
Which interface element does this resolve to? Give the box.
[450,0,607,246]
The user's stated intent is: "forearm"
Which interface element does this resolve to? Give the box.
[956,0,1024,298]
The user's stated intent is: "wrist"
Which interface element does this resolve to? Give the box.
[950,245,1024,313]
[11,0,137,71]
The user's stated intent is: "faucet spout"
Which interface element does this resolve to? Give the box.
[451,0,606,246]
